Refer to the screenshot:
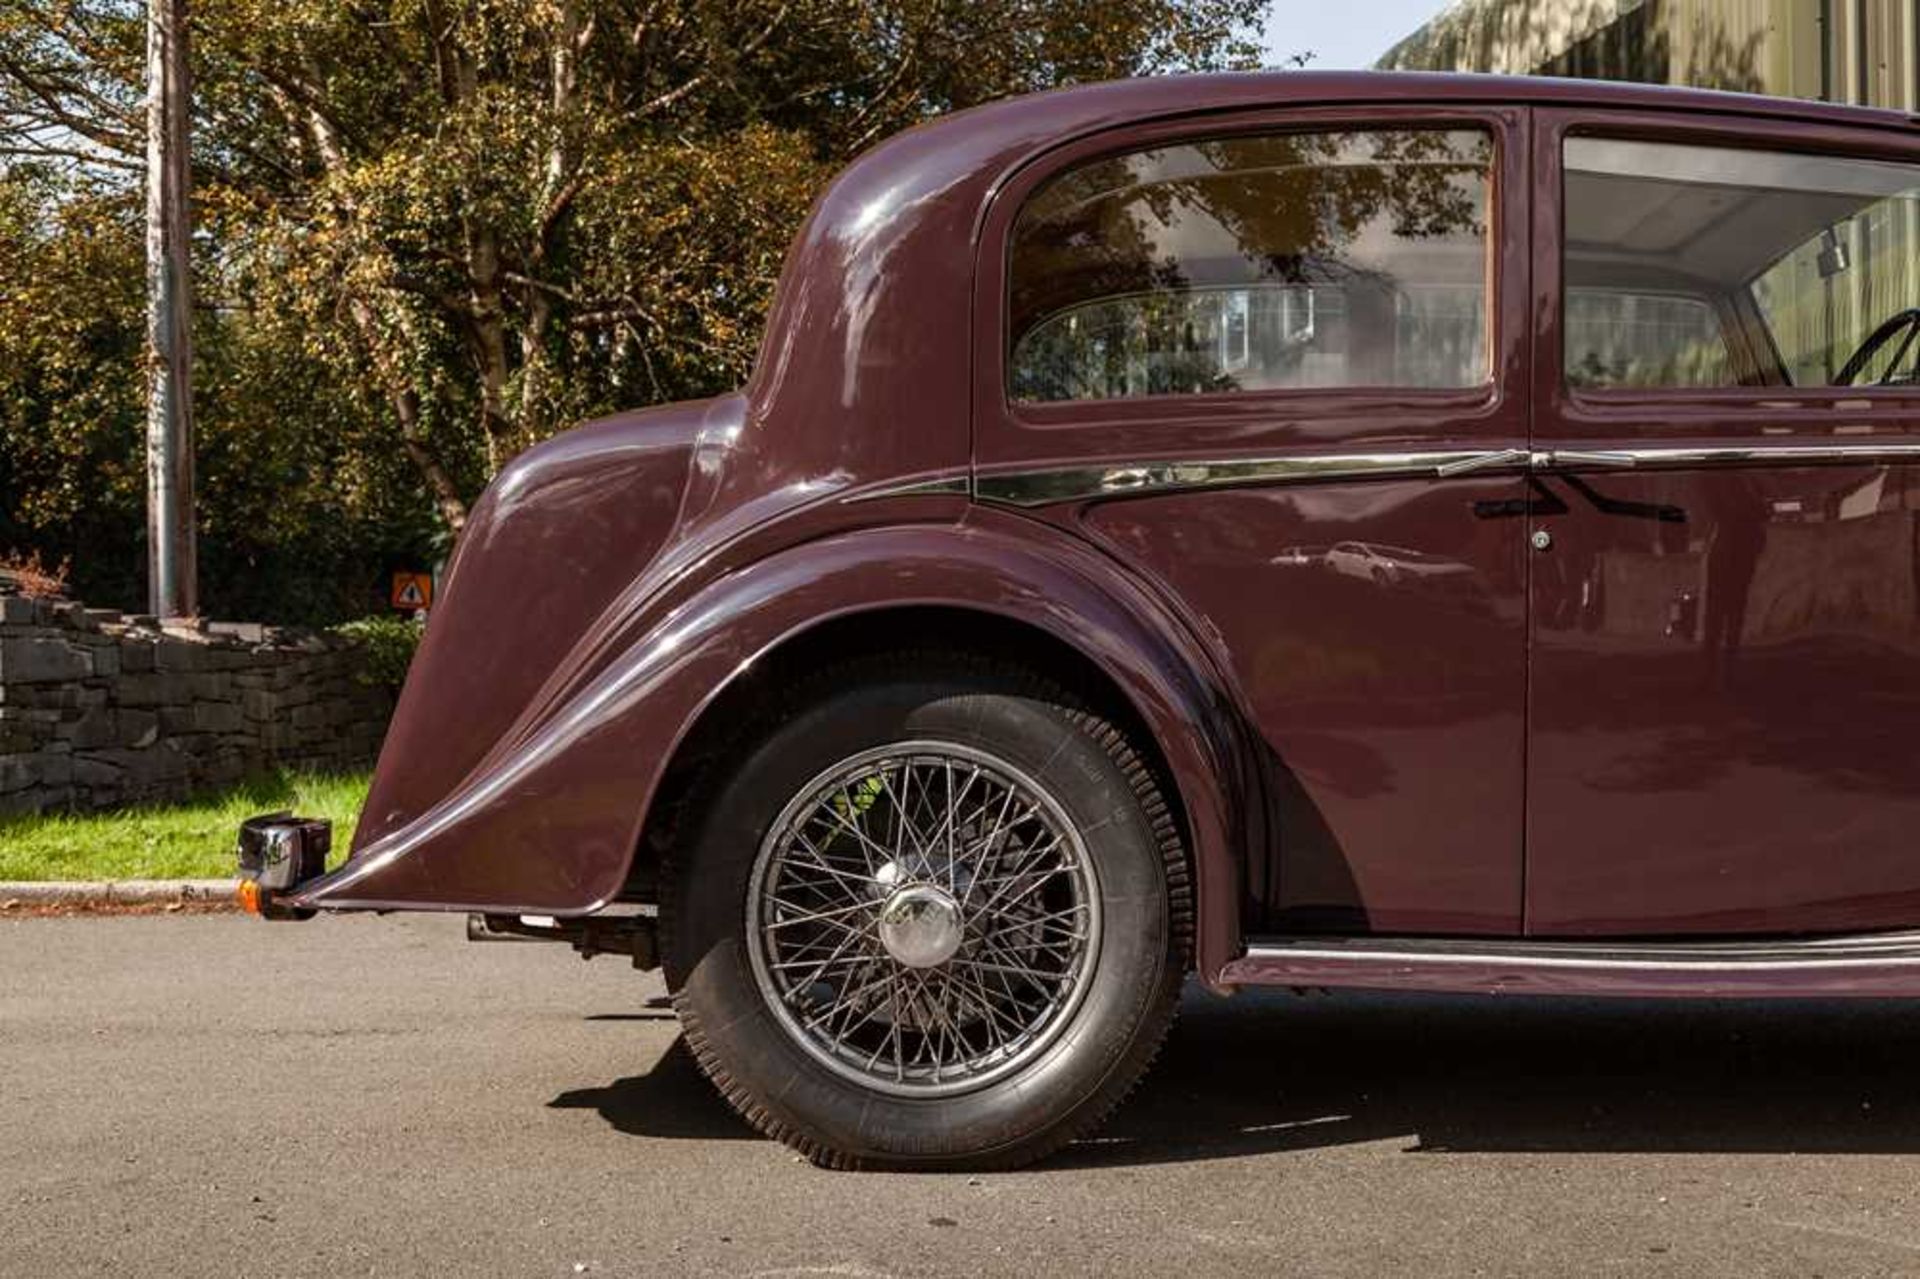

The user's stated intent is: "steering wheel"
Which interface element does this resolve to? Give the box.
[1833,308,1920,387]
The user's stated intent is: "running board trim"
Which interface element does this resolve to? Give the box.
[1221,932,1920,998]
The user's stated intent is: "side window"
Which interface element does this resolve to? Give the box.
[1565,291,1734,388]
[1007,128,1494,404]
[1564,137,1920,390]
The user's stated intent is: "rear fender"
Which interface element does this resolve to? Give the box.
[297,520,1253,980]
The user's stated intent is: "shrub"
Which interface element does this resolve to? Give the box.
[333,614,425,690]
[0,549,71,598]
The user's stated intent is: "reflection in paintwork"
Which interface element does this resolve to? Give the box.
[1084,479,1527,935]
[1533,468,1920,655]
[1528,463,1920,937]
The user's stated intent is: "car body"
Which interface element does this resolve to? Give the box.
[241,71,1920,1168]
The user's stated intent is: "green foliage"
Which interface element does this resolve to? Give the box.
[332,613,425,690]
[0,164,440,621]
[0,769,369,881]
[833,772,887,819]
[1,0,1271,623]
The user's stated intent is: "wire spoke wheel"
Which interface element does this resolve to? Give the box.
[746,740,1102,1097]
[668,660,1188,1167]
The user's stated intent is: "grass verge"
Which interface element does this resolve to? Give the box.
[0,771,369,882]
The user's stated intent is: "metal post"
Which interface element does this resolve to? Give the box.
[145,0,196,620]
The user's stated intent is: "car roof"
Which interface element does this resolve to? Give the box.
[739,73,1914,496]
[920,70,1917,155]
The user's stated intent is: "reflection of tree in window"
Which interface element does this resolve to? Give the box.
[1565,292,1733,388]
[1008,129,1492,402]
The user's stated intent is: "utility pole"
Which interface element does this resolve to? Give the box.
[145,0,196,620]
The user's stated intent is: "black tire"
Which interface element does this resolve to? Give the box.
[660,654,1191,1170]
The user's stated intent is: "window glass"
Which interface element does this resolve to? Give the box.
[1565,291,1733,388]
[1565,137,1920,390]
[1008,129,1493,403]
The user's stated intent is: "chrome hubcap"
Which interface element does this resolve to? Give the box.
[877,884,964,968]
[746,741,1102,1097]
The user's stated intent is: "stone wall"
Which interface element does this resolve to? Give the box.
[0,591,393,815]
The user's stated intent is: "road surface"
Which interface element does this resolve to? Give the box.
[5,913,1920,1275]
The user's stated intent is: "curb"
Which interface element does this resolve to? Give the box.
[0,879,239,909]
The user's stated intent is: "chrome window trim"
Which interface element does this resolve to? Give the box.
[974,442,1920,507]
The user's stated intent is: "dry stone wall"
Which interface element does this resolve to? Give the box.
[0,591,392,815]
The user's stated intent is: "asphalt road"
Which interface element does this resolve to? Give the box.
[6,914,1920,1276]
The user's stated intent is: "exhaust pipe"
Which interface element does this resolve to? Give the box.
[466,911,658,970]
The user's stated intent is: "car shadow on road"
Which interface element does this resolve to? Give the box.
[551,985,1920,1165]
[1055,986,1920,1168]
[549,1037,757,1141]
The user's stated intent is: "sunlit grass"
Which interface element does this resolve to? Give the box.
[0,771,369,881]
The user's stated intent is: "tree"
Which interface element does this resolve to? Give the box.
[0,161,443,620]
[2,0,1269,612]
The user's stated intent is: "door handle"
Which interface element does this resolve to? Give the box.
[1436,449,1639,478]
[1435,448,1530,478]
[1540,449,1638,470]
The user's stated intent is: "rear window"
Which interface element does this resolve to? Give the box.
[1007,128,1494,403]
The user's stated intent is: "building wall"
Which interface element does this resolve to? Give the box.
[0,591,392,815]
[1380,0,1919,111]
[1381,0,1919,393]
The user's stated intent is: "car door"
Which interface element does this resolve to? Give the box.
[1526,108,1920,936]
[972,105,1533,935]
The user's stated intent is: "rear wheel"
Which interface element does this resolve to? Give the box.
[661,657,1190,1170]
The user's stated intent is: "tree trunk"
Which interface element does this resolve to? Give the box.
[349,297,470,534]
[465,222,518,474]
[516,0,586,444]
[288,74,471,533]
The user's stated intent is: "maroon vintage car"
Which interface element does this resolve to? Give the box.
[238,71,1920,1169]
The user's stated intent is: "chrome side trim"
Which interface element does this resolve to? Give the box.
[976,450,1511,507]
[841,474,971,504]
[975,442,1920,507]
[1240,931,1920,969]
[1539,442,1920,471]
[1220,931,1920,997]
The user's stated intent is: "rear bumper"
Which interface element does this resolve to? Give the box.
[236,814,332,919]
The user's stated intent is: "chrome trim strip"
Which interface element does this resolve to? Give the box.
[976,450,1510,507]
[1229,930,1920,978]
[975,442,1920,507]
[1219,937,1920,997]
[841,474,971,504]
[1540,443,1920,471]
